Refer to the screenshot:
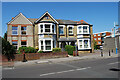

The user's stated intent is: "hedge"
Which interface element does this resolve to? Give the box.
[38,50,43,53]
[52,48,61,52]
[65,45,76,55]
[18,47,37,54]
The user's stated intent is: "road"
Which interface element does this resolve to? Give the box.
[2,57,119,78]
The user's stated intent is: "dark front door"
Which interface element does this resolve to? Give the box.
[61,42,66,51]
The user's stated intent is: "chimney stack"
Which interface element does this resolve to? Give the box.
[12,17,14,20]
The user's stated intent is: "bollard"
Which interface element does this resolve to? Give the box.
[112,49,113,53]
[109,50,111,56]
[101,50,103,57]
[22,50,27,62]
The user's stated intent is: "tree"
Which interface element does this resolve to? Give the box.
[93,40,97,50]
[2,33,16,61]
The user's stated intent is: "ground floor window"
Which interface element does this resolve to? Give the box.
[78,39,90,49]
[39,39,53,51]
[12,41,18,49]
[21,41,27,47]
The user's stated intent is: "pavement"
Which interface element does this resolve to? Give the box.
[12,51,119,67]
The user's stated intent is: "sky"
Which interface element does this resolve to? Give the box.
[1,2,118,37]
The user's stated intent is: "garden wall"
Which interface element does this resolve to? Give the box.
[14,51,68,61]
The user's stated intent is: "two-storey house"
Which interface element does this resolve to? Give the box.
[7,12,94,53]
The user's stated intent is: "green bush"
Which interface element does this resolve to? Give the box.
[65,45,75,55]
[52,48,61,52]
[38,50,43,53]
[18,47,37,54]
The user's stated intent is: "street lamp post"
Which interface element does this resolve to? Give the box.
[114,22,119,54]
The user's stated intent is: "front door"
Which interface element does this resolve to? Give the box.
[61,42,66,51]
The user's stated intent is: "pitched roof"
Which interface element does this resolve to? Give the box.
[77,20,88,24]
[27,18,38,24]
[56,19,77,24]
[35,11,59,24]
[8,13,32,24]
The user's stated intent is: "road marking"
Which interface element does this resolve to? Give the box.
[108,62,119,65]
[40,72,55,76]
[40,67,91,77]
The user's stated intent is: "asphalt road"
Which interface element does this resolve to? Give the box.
[2,57,119,78]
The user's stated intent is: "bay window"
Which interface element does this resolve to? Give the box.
[77,25,89,34]
[39,23,55,34]
[39,39,53,51]
[78,39,91,49]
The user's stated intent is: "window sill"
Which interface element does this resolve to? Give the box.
[59,34,65,36]
[69,34,74,36]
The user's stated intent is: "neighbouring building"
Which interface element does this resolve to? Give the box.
[103,27,120,53]
[7,12,94,53]
[93,31,111,49]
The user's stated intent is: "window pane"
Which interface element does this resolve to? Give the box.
[40,25,43,33]
[45,24,50,32]
[79,40,82,44]
[59,27,63,34]
[21,41,26,45]
[78,27,82,33]
[12,31,17,35]
[46,46,51,50]
[45,40,51,46]
[12,27,17,30]
[69,27,73,34]
[52,25,54,33]
[41,46,43,50]
[84,40,88,48]
[21,27,26,30]
[41,41,43,45]
[21,31,26,35]
[83,26,87,33]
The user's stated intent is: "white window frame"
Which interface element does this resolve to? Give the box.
[39,38,53,51]
[77,38,91,50]
[12,26,18,35]
[67,25,74,34]
[77,25,89,34]
[38,23,55,34]
[59,25,65,35]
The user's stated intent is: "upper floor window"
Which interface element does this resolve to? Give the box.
[59,26,64,35]
[83,26,88,33]
[45,24,50,32]
[98,38,101,40]
[94,34,96,37]
[12,26,18,35]
[21,26,26,35]
[40,25,43,33]
[94,38,96,40]
[52,25,54,33]
[68,27,73,34]
[98,33,101,36]
[78,26,82,33]
[77,25,89,34]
